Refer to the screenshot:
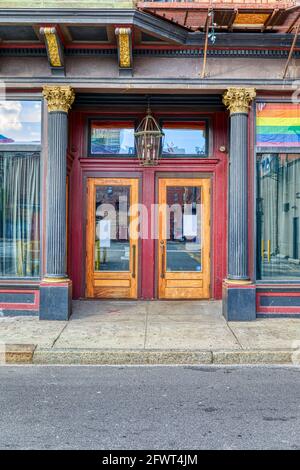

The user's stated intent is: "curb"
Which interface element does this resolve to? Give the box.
[29,348,299,365]
[1,344,36,364]
[33,349,213,365]
[1,346,298,365]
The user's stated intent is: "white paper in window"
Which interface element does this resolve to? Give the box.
[183,214,197,237]
[96,220,111,248]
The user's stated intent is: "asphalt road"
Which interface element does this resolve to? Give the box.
[0,365,299,450]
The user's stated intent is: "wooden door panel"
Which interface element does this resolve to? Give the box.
[86,178,139,299]
[158,178,211,299]
[164,288,204,299]
[165,279,203,288]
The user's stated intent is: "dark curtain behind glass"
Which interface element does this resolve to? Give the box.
[0,152,40,277]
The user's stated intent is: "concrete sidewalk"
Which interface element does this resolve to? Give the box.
[1,300,300,365]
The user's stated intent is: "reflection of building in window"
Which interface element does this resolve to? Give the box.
[91,124,135,155]
[92,128,121,154]
[95,186,129,241]
[167,186,200,241]
[164,142,185,154]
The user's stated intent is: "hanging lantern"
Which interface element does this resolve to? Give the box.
[134,106,164,166]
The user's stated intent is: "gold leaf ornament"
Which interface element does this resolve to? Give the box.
[43,86,75,113]
[223,88,256,115]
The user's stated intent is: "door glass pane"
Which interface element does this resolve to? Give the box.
[166,186,202,272]
[95,185,130,271]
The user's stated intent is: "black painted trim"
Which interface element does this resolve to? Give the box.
[257,287,300,293]
[0,47,46,56]
[75,93,224,108]
[0,309,39,317]
[0,47,298,60]
[0,292,35,303]
[0,284,40,289]
[133,48,296,59]
[257,313,300,318]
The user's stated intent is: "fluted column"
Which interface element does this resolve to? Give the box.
[223,88,256,281]
[42,85,75,281]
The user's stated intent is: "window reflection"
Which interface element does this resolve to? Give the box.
[95,186,130,271]
[166,186,202,272]
[0,100,41,144]
[0,152,40,277]
[162,121,206,156]
[90,121,135,155]
[257,153,300,279]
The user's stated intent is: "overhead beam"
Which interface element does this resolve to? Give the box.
[201,10,212,79]
[282,22,300,79]
[261,8,278,32]
[228,10,238,32]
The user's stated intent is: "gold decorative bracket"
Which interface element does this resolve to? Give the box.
[40,26,65,76]
[42,86,75,113]
[223,88,256,115]
[115,27,133,76]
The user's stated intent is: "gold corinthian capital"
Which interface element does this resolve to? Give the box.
[43,85,75,113]
[222,88,256,115]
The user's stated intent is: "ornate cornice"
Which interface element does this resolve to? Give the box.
[115,27,132,68]
[223,87,256,114]
[0,47,297,59]
[43,85,75,113]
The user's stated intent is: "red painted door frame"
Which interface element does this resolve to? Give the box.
[68,110,228,300]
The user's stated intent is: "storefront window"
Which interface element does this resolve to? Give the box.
[257,153,300,280]
[162,121,207,156]
[0,100,41,144]
[90,121,135,155]
[0,152,40,277]
[0,99,41,278]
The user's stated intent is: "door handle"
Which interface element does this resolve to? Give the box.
[132,244,136,278]
[160,241,165,279]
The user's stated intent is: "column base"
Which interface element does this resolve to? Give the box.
[222,280,256,321]
[39,279,72,320]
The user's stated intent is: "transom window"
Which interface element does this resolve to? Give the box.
[162,120,207,157]
[89,118,208,158]
[90,120,135,156]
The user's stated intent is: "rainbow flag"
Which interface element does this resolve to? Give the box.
[256,103,300,147]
